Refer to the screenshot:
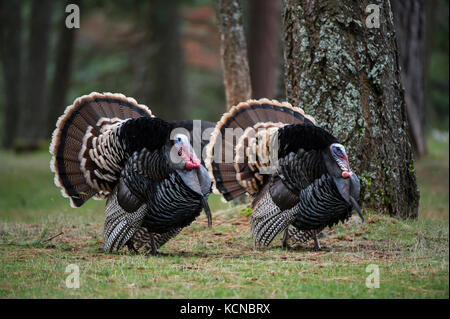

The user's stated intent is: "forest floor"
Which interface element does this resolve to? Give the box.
[0,137,448,298]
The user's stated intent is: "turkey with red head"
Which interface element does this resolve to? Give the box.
[50,92,213,254]
[205,99,363,250]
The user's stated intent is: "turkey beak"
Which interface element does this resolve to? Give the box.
[201,196,212,227]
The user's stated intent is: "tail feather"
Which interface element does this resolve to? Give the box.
[103,187,147,252]
[50,92,152,208]
[250,190,296,247]
[205,99,315,201]
[257,210,295,247]
[129,227,183,252]
[285,225,324,246]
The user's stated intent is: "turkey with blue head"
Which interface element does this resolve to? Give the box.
[50,92,214,254]
[205,99,363,250]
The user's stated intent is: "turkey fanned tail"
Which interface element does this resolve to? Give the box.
[49,92,153,208]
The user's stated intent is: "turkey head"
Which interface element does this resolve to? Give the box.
[322,143,363,221]
[169,133,212,226]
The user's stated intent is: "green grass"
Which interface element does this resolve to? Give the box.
[416,137,449,220]
[0,138,448,298]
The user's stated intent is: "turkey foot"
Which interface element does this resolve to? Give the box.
[281,229,291,249]
[149,233,158,256]
[313,235,321,251]
[126,242,139,254]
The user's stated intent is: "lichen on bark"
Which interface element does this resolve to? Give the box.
[282,0,419,218]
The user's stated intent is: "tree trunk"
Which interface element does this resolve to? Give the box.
[134,0,185,122]
[248,0,280,99]
[282,0,419,218]
[17,0,54,150]
[392,0,426,157]
[0,0,23,148]
[215,0,252,110]
[422,0,439,131]
[46,1,80,136]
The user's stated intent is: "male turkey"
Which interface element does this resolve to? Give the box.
[50,92,214,254]
[205,99,363,250]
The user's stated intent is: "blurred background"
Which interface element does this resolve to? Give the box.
[0,0,448,221]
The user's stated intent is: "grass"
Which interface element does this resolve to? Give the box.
[416,137,449,220]
[0,137,448,298]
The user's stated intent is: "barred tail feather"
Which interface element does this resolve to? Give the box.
[103,188,146,252]
[205,98,315,201]
[284,225,324,246]
[49,92,152,208]
[256,210,297,247]
[250,190,297,247]
[130,227,183,252]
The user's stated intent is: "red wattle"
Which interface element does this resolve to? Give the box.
[180,147,201,170]
[342,171,352,178]
[185,161,200,170]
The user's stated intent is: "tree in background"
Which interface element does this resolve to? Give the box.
[17,0,54,150]
[134,0,186,121]
[0,0,447,154]
[392,0,427,157]
[425,0,448,131]
[282,0,419,218]
[248,0,280,99]
[0,0,23,149]
[46,1,81,136]
[215,0,252,110]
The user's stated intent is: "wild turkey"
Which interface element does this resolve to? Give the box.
[50,92,214,254]
[205,99,363,250]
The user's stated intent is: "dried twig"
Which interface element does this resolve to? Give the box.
[43,231,63,243]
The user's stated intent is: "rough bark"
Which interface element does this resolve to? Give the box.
[215,0,252,110]
[282,0,419,218]
[17,0,54,150]
[46,1,80,136]
[392,0,426,157]
[0,0,23,148]
[248,0,280,99]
